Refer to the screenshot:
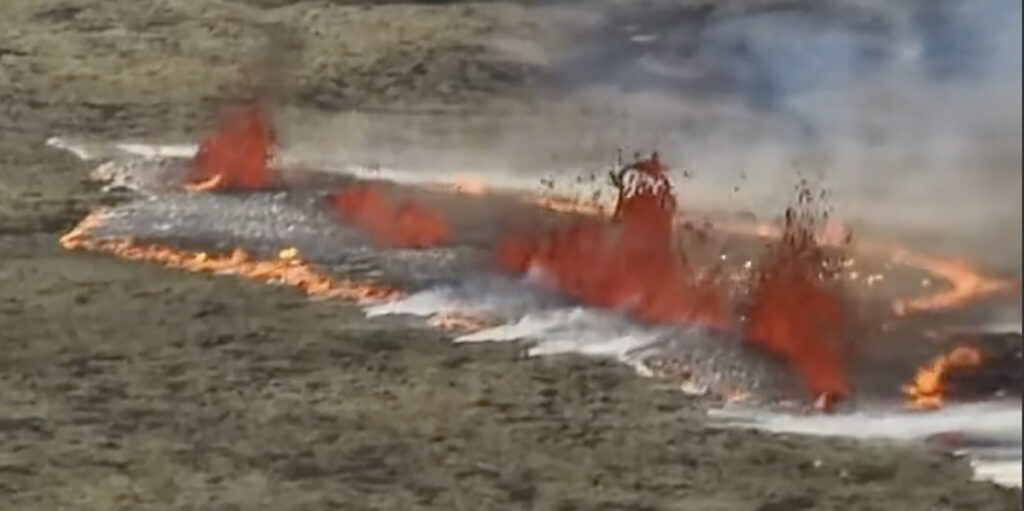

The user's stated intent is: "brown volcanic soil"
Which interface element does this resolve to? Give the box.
[0,1,1018,510]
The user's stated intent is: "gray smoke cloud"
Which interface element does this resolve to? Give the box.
[536,0,1020,267]
[547,0,1022,271]
[282,0,1022,271]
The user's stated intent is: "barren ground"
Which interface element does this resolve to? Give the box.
[0,1,1019,510]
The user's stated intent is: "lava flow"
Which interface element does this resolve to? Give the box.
[744,188,850,404]
[59,210,399,303]
[526,189,1012,319]
[329,185,452,249]
[891,251,1015,316]
[496,153,725,328]
[903,345,984,410]
[186,101,279,191]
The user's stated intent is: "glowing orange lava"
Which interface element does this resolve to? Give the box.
[452,176,488,195]
[188,101,278,191]
[531,195,611,216]
[184,174,225,193]
[496,153,724,328]
[59,115,1015,412]
[891,251,1014,315]
[60,210,399,303]
[330,185,451,249]
[427,312,495,332]
[902,345,983,410]
[529,191,1010,318]
[718,218,1014,316]
[745,195,849,402]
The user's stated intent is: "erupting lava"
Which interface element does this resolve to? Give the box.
[530,192,1011,319]
[744,187,849,404]
[60,210,398,303]
[330,185,451,248]
[903,345,984,410]
[496,153,724,327]
[58,99,1016,411]
[187,101,278,191]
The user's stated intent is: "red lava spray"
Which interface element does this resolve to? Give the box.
[330,184,451,249]
[188,101,279,191]
[744,185,850,404]
[496,153,724,327]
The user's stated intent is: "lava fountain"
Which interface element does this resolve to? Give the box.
[495,152,725,328]
[329,184,452,249]
[186,100,279,191]
[743,186,850,406]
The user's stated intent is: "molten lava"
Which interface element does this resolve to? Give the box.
[891,251,1014,315]
[187,101,278,191]
[528,185,1011,319]
[745,191,849,402]
[706,217,1013,316]
[496,153,724,327]
[532,195,611,216]
[427,311,495,332]
[60,210,398,303]
[330,185,452,249]
[903,345,984,410]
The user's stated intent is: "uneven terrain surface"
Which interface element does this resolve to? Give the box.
[0,1,1019,510]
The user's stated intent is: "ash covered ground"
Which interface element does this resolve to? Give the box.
[0,1,1020,510]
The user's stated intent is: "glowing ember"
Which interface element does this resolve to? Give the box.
[744,187,849,402]
[188,101,278,191]
[531,195,610,216]
[725,389,753,405]
[330,185,452,248]
[496,153,724,328]
[60,210,399,303]
[452,176,488,195]
[902,345,984,410]
[427,312,494,332]
[183,174,225,193]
